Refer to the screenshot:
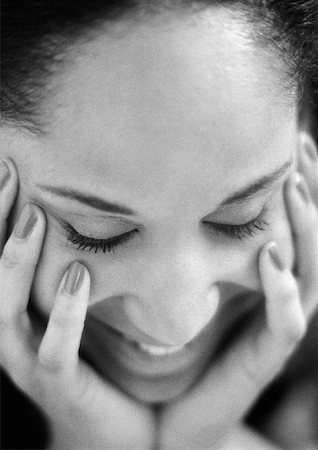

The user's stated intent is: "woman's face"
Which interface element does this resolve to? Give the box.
[1,9,299,402]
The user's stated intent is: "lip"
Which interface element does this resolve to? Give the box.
[83,290,262,378]
[83,316,214,402]
[106,324,188,354]
[80,290,262,402]
[84,314,214,377]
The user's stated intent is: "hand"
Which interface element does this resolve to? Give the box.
[218,425,281,450]
[0,160,155,450]
[260,133,318,449]
[159,133,318,450]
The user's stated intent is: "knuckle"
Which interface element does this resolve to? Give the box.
[283,286,298,303]
[236,334,271,389]
[307,205,318,228]
[1,245,38,272]
[310,207,318,229]
[49,309,73,329]
[50,304,84,329]
[0,313,12,330]
[37,349,63,374]
[239,350,268,389]
[277,287,307,348]
[284,320,307,348]
[1,247,21,270]
[280,280,299,305]
[0,318,12,334]
[296,205,317,235]
[281,316,307,349]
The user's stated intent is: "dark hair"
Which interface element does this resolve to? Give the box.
[1,0,318,134]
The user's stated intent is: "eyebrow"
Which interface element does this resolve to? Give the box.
[36,184,136,215]
[217,159,292,208]
[36,160,292,216]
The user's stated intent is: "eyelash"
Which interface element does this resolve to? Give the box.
[203,215,269,240]
[66,224,140,254]
[65,213,269,255]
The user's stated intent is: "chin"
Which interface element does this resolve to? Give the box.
[102,359,210,404]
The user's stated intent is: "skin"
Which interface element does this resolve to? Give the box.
[1,8,298,401]
[0,7,318,448]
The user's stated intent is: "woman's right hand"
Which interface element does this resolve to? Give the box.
[160,133,318,449]
[0,160,156,450]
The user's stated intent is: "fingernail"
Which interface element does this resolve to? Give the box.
[13,204,38,239]
[296,175,311,203]
[269,243,286,271]
[304,139,317,161]
[0,160,10,190]
[63,262,85,295]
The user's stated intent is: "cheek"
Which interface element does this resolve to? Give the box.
[31,226,135,316]
[31,192,295,316]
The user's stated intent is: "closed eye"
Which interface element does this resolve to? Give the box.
[65,222,139,254]
[203,210,269,240]
[64,208,269,256]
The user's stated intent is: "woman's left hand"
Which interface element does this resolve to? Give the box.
[159,132,318,450]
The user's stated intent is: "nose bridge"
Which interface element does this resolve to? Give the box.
[124,242,220,345]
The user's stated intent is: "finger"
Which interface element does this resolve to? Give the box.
[285,172,318,315]
[38,262,90,374]
[0,159,19,250]
[163,242,306,448]
[259,241,306,364]
[0,204,45,383]
[298,132,318,206]
[221,426,282,450]
[222,241,304,403]
[0,203,46,322]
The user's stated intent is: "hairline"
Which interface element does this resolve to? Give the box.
[1,1,300,135]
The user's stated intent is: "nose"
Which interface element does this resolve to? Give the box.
[123,245,220,346]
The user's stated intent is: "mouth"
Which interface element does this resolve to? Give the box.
[81,290,262,402]
[115,329,188,356]
[136,342,186,355]
[83,314,213,379]
[82,316,215,402]
[99,320,192,357]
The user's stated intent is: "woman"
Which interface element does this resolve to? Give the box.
[1,1,318,448]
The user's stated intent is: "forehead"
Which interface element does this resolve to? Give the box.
[25,8,296,213]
